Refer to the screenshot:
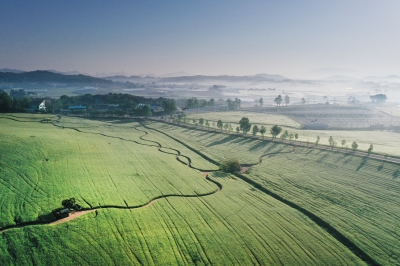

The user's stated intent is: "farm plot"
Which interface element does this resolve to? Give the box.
[0,117,215,228]
[186,111,301,128]
[0,115,365,265]
[0,172,364,265]
[168,114,400,157]
[145,121,400,265]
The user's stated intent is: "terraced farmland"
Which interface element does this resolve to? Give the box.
[0,114,365,265]
[146,120,400,265]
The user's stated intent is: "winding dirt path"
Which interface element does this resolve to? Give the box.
[0,117,221,233]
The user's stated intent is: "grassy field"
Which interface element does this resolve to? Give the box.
[146,121,400,265]
[186,111,302,128]
[0,114,364,265]
[184,111,400,156]
[377,106,400,118]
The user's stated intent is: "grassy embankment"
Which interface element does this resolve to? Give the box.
[0,114,363,265]
[146,120,400,266]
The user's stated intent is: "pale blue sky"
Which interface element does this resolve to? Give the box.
[1,0,399,77]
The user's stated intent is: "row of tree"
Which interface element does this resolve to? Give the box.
[178,115,375,155]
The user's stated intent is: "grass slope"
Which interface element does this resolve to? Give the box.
[0,114,364,265]
[184,110,400,156]
[146,120,400,265]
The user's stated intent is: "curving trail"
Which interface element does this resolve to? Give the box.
[0,115,382,265]
[0,115,222,234]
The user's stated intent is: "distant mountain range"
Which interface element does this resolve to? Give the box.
[362,75,400,81]
[0,68,26,74]
[0,70,112,84]
[321,75,360,81]
[104,73,288,83]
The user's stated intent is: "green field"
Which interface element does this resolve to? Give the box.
[185,111,400,157]
[146,121,400,265]
[378,106,400,118]
[0,114,366,265]
[186,111,302,128]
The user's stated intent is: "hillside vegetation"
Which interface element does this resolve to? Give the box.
[0,114,363,265]
[146,120,400,265]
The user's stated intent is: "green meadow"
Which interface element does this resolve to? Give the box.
[0,114,368,265]
[146,120,400,266]
[185,111,400,156]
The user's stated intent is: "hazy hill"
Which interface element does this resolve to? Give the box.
[0,70,112,84]
[321,75,360,81]
[0,68,26,73]
[363,75,400,82]
[158,74,288,83]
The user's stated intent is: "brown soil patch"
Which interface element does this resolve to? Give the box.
[240,166,249,174]
[51,210,95,225]
[201,172,210,178]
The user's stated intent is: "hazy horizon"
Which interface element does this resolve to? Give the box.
[1,1,400,79]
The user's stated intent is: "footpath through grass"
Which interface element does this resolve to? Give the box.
[0,114,364,265]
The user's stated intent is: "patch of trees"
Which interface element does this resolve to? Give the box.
[61,197,82,210]
[0,92,30,112]
[370,94,387,103]
[226,98,241,110]
[185,97,215,108]
[221,158,241,173]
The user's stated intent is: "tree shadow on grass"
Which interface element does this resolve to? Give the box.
[206,135,241,147]
[393,169,400,179]
[377,164,384,171]
[249,139,270,151]
[356,157,368,171]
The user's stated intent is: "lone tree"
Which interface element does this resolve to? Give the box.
[217,120,223,131]
[352,141,358,151]
[199,118,204,128]
[205,120,210,130]
[270,125,282,138]
[295,133,299,142]
[274,95,283,106]
[228,124,233,133]
[368,144,373,155]
[289,133,294,143]
[221,158,241,173]
[236,126,240,134]
[223,123,229,131]
[328,136,335,150]
[280,130,289,142]
[252,125,259,136]
[301,98,306,105]
[259,98,263,107]
[370,94,387,103]
[315,136,320,146]
[341,139,346,148]
[239,117,251,135]
[260,126,267,139]
[284,95,290,106]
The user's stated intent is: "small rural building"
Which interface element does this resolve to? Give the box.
[53,208,70,219]
[302,123,329,130]
[370,123,384,130]
[60,109,70,114]
[68,105,87,111]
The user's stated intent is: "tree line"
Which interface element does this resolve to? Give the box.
[176,115,375,155]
